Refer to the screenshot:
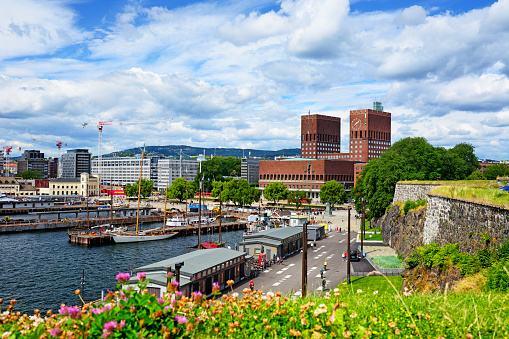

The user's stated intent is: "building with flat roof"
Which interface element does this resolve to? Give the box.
[156,158,199,191]
[17,150,49,178]
[241,157,260,184]
[49,173,101,197]
[91,156,151,185]
[130,248,249,298]
[259,158,354,200]
[301,113,341,159]
[60,149,92,179]
[241,227,303,260]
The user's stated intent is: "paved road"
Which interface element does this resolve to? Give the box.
[232,228,376,298]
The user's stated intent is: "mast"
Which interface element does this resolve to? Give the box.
[163,181,169,233]
[110,182,113,225]
[86,199,90,230]
[219,184,222,243]
[135,147,145,234]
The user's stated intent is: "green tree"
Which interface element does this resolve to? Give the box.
[167,178,195,203]
[194,156,241,191]
[19,170,42,179]
[483,164,509,180]
[440,143,479,180]
[465,171,486,180]
[288,190,309,209]
[263,182,290,205]
[220,179,258,206]
[354,137,456,218]
[319,180,347,208]
[124,179,154,198]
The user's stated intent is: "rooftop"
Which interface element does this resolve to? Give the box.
[134,248,246,276]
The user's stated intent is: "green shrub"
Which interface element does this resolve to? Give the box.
[486,260,509,291]
[417,242,441,267]
[497,239,509,260]
[403,200,416,215]
[405,252,420,268]
[373,256,405,268]
[476,248,493,269]
[455,252,479,276]
[431,243,460,269]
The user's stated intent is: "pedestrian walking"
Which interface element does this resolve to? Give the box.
[322,278,326,290]
[339,227,342,233]
[342,252,346,262]
[324,260,327,270]
[320,268,324,279]
[249,280,254,291]
[276,256,280,265]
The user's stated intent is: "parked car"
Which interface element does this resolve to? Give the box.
[350,250,360,262]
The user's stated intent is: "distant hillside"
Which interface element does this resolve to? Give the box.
[105,145,301,159]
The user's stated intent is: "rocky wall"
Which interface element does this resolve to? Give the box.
[393,183,440,203]
[423,194,509,254]
[371,205,426,258]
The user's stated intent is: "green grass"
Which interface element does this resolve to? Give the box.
[365,227,380,232]
[337,276,402,295]
[430,184,509,209]
[361,233,383,241]
[373,256,405,268]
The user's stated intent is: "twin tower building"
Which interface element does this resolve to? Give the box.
[259,102,392,201]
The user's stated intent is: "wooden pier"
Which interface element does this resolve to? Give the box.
[65,221,248,245]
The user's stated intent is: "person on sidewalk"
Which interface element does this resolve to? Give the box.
[249,280,254,291]
[324,260,327,270]
[342,252,346,261]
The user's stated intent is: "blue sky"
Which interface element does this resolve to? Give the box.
[1,0,508,160]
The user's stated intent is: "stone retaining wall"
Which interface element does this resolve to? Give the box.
[423,194,509,254]
[393,183,440,202]
[376,183,509,257]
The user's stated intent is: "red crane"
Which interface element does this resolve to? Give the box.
[2,146,21,156]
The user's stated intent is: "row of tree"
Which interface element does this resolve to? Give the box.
[352,137,487,219]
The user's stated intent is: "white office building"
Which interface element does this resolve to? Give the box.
[91,156,151,185]
[156,159,199,191]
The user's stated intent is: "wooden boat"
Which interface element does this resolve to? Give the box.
[111,147,177,243]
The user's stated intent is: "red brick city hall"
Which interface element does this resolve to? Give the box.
[258,102,392,201]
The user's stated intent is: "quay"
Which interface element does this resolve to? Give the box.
[66,220,248,245]
[0,204,101,215]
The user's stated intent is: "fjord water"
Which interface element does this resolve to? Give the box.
[0,223,244,314]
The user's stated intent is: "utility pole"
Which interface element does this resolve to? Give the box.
[219,184,222,243]
[198,180,202,249]
[81,269,85,308]
[302,221,308,297]
[347,207,351,284]
[361,197,366,257]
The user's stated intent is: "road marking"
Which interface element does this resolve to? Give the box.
[273,282,280,286]
[310,266,317,271]
[350,239,356,243]
[262,269,272,273]
[281,267,288,271]
[329,235,335,238]
[289,263,296,267]
[276,270,284,275]
[285,275,292,279]
[338,239,345,243]
[326,254,334,259]
[294,291,301,296]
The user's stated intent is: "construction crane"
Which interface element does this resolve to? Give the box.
[2,147,22,174]
[30,138,67,156]
[81,118,169,178]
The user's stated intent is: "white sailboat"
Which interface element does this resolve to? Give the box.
[112,147,177,243]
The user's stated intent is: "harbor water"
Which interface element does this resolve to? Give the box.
[0,222,244,314]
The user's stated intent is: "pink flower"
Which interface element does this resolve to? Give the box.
[116,272,131,284]
[58,305,68,315]
[192,291,202,300]
[119,320,126,329]
[137,272,146,281]
[104,321,118,332]
[67,306,81,319]
[171,280,179,288]
[101,332,111,339]
[157,297,164,304]
[50,328,63,337]
[212,282,220,289]
[175,315,188,324]
[175,291,183,298]
[166,271,174,278]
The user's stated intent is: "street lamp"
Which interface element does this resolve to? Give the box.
[347,206,351,284]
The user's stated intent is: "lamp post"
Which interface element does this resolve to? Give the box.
[361,197,366,257]
[302,221,308,297]
[347,206,351,284]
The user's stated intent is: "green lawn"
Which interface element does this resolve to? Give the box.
[336,275,403,295]
[361,233,383,241]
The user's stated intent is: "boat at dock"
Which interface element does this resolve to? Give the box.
[111,148,178,243]
[111,228,177,243]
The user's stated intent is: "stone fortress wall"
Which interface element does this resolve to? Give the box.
[377,183,509,256]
